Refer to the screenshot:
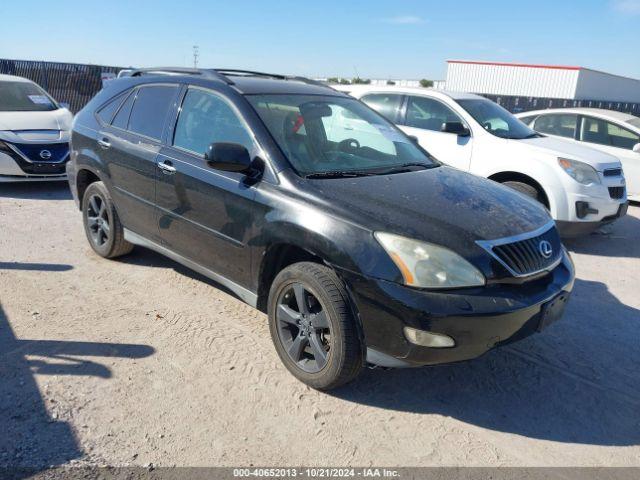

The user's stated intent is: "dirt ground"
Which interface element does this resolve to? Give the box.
[1,182,639,469]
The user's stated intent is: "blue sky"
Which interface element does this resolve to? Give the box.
[1,0,639,80]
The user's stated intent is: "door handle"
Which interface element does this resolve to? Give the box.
[157,160,176,174]
[97,138,111,149]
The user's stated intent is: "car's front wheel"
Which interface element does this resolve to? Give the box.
[82,181,133,259]
[268,262,364,390]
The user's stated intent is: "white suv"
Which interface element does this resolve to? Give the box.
[337,85,627,236]
[0,74,73,182]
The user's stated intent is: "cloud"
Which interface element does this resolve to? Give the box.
[612,0,640,14]
[382,15,426,25]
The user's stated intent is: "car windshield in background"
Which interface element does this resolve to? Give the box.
[0,81,58,112]
[626,117,640,129]
[457,99,538,140]
[247,94,437,177]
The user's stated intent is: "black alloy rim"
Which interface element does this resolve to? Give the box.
[276,283,331,373]
[86,194,110,247]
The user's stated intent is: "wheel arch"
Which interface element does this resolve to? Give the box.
[256,243,325,313]
[488,171,551,209]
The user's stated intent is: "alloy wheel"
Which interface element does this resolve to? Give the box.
[86,194,110,247]
[276,283,332,373]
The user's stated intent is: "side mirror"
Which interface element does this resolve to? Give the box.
[407,135,419,144]
[441,121,470,136]
[633,143,640,153]
[205,142,252,173]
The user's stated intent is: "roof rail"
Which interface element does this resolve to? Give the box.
[128,67,329,88]
[214,69,287,80]
[129,67,234,84]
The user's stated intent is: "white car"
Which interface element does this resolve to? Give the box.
[516,108,640,201]
[0,74,73,182]
[335,85,627,236]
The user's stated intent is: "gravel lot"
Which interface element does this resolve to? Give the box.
[1,182,639,469]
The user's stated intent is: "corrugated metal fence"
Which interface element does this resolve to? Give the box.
[481,94,640,116]
[0,59,123,113]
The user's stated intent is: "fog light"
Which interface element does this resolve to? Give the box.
[403,327,455,348]
[576,201,598,219]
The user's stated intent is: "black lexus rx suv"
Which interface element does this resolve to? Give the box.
[67,68,575,390]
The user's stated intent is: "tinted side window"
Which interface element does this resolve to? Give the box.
[581,117,640,150]
[111,91,135,130]
[173,88,254,156]
[534,114,577,139]
[96,93,126,124]
[128,85,179,140]
[405,96,462,131]
[361,93,402,122]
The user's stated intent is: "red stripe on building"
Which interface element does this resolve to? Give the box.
[447,60,582,71]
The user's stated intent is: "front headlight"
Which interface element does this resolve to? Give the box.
[558,157,600,185]
[374,232,485,288]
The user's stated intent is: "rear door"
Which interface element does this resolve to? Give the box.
[398,95,472,170]
[98,84,180,241]
[156,86,259,288]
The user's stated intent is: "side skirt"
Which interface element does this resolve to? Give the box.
[123,228,258,307]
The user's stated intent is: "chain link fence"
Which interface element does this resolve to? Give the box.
[0,58,124,113]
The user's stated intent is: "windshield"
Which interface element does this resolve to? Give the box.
[626,117,640,129]
[0,81,58,112]
[456,99,538,140]
[247,94,437,176]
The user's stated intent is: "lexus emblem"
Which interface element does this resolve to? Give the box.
[39,149,52,160]
[539,240,553,259]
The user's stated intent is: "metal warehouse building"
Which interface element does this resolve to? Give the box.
[445,60,640,103]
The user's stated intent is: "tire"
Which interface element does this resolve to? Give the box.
[81,181,133,259]
[268,262,364,390]
[502,180,544,205]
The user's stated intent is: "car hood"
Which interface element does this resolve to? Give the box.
[0,109,73,143]
[515,135,621,171]
[303,166,551,254]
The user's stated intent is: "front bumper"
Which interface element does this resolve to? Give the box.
[341,252,575,368]
[0,146,69,182]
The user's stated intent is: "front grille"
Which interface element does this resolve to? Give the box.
[608,186,625,199]
[12,142,69,163]
[603,168,622,177]
[477,223,562,277]
[2,142,69,175]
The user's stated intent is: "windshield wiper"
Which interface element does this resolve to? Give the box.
[376,162,435,175]
[305,170,377,179]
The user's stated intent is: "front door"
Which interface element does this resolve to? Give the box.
[156,86,259,288]
[398,95,473,171]
[580,116,640,199]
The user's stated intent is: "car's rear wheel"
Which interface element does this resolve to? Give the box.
[82,181,133,259]
[268,262,364,390]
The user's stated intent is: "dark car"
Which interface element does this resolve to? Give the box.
[67,68,575,390]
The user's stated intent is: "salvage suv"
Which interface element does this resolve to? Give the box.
[67,68,575,390]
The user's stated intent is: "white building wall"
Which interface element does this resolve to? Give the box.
[446,62,580,99]
[575,69,640,102]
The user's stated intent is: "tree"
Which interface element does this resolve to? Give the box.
[327,77,340,84]
[419,79,434,88]
[386,80,396,86]
[352,77,371,85]
[339,78,351,85]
